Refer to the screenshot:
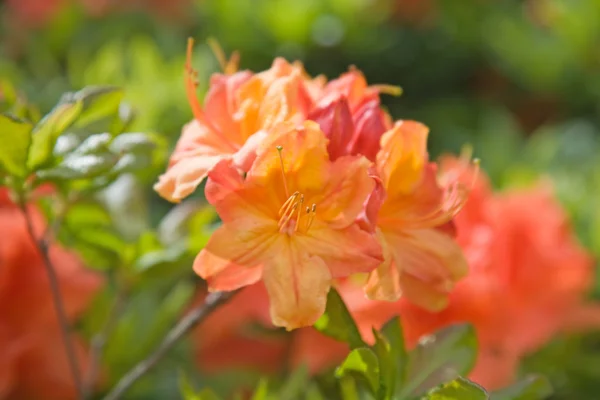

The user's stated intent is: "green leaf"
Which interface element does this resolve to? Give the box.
[72,132,112,155]
[74,86,124,128]
[279,364,309,400]
[491,375,552,400]
[335,347,380,395]
[423,377,489,400]
[0,114,32,177]
[109,132,156,154]
[179,372,202,400]
[380,316,408,395]
[36,153,118,180]
[314,288,366,348]
[28,100,83,170]
[398,324,478,398]
[250,379,269,400]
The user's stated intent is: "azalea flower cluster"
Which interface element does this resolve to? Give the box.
[0,189,102,400]
[191,161,597,390]
[155,40,472,330]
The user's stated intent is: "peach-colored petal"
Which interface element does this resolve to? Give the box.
[193,222,276,291]
[363,229,401,301]
[366,228,466,310]
[297,221,383,278]
[263,241,332,330]
[154,154,227,203]
[317,155,375,228]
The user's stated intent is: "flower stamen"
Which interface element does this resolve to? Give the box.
[276,146,290,198]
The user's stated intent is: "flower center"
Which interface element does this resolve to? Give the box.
[275,146,317,235]
[278,192,317,235]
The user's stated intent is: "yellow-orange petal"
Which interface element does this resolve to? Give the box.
[376,120,428,199]
[193,222,276,291]
[263,240,332,330]
[297,221,383,278]
[364,229,401,301]
[249,121,329,193]
[317,155,375,229]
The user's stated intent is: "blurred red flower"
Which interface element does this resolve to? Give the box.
[0,191,103,400]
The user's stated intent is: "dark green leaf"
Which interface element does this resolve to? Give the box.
[399,324,478,398]
[28,100,83,169]
[380,316,408,394]
[423,377,489,400]
[279,364,309,400]
[335,347,380,395]
[314,288,366,348]
[0,114,32,176]
[491,375,552,400]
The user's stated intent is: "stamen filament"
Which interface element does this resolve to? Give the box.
[294,195,304,232]
[276,146,290,198]
[278,191,299,217]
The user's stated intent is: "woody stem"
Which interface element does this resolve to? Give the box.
[101,289,240,400]
[19,203,85,400]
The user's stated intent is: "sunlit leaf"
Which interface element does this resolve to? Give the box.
[314,288,366,349]
[73,86,124,128]
[0,114,32,177]
[423,376,488,400]
[28,100,83,170]
[36,153,118,180]
[335,347,380,395]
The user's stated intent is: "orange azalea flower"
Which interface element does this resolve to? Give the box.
[364,121,471,311]
[0,190,102,400]
[193,121,383,330]
[154,40,322,203]
[309,69,396,161]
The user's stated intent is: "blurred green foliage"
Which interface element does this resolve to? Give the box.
[1,0,600,398]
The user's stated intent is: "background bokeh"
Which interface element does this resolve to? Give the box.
[2,0,600,398]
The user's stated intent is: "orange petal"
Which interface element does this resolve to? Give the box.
[193,222,276,291]
[317,155,375,229]
[297,222,383,278]
[263,240,332,330]
[373,228,467,310]
[308,95,354,160]
[364,229,402,301]
[376,120,428,199]
[205,159,278,222]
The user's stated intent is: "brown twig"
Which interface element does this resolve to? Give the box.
[83,288,127,399]
[102,289,239,400]
[19,203,84,399]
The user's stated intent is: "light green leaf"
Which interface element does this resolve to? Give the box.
[336,347,380,395]
[0,114,32,177]
[491,375,552,400]
[399,324,478,398]
[314,288,366,349]
[36,153,118,180]
[423,377,489,400]
[28,100,83,170]
[109,132,156,154]
[250,379,269,400]
[72,132,112,154]
[74,86,124,128]
[179,372,202,400]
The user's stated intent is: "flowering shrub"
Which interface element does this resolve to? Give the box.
[1,38,597,400]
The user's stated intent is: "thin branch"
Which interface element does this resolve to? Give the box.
[102,289,239,400]
[19,203,84,399]
[83,288,127,399]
